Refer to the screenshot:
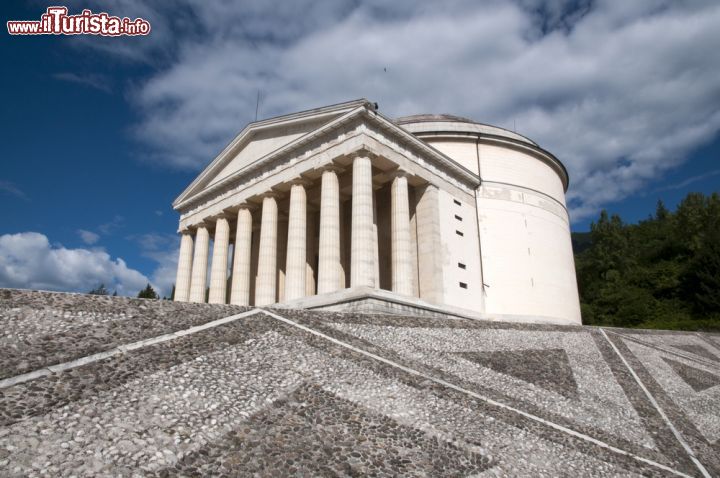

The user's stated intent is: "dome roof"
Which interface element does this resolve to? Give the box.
[395,114,477,124]
[394,114,537,146]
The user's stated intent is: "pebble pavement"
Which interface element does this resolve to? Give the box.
[0,289,718,477]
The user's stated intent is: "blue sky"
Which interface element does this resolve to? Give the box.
[1,0,719,297]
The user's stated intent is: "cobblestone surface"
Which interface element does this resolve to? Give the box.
[0,289,250,379]
[0,290,718,477]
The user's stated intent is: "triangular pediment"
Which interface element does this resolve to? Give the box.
[174,99,372,207]
[174,99,480,213]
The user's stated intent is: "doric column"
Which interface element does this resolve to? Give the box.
[317,166,342,294]
[391,173,413,296]
[174,231,194,302]
[351,154,376,288]
[285,181,308,301]
[189,225,210,303]
[230,206,253,305]
[255,195,278,306]
[208,216,230,304]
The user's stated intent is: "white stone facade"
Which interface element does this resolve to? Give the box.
[172,100,581,325]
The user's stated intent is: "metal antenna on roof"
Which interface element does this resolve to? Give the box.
[255,90,262,121]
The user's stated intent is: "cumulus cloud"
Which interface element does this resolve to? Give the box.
[77,229,100,245]
[0,232,150,296]
[71,0,720,221]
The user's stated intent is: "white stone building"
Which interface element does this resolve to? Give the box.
[172,99,581,325]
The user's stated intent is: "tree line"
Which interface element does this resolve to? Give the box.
[574,192,720,331]
[87,283,172,300]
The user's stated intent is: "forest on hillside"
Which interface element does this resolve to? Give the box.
[573,192,720,331]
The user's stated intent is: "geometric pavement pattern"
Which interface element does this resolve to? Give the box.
[612,330,720,477]
[662,358,720,393]
[457,348,580,400]
[0,289,719,477]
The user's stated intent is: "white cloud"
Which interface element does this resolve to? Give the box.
[72,0,720,221]
[0,180,29,201]
[77,229,100,245]
[0,232,151,296]
[52,72,112,93]
[654,169,720,193]
[98,215,125,235]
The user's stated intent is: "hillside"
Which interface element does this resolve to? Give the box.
[1,289,718,476]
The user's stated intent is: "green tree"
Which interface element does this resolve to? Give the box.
[686,218,720,313]
[655,200,670,221]
[137,283,159,299]
[574,192,720,331]
[674,192,708,254]
[88,283,109,295]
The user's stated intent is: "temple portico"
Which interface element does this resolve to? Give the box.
[172,99,582,325]
[174,150,441,307]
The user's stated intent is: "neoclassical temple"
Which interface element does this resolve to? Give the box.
[173,99,581,325]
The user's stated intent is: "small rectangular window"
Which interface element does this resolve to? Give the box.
[458,262,466,269]
[456,230,464,237]
[453,199,461,206]
[454,215,463,221]
[459,282,468,289]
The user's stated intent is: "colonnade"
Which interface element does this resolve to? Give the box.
[174,155,417,305]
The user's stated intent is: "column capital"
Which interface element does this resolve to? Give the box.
[260,191,281,199]
[205,212,232,222]
[288,177,313,188]
[188,221,210,231]
[224,203,257,215]
[347,148,377,161]
[318,163,344,175]
[387,169,410,180]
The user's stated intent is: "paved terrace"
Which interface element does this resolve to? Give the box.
[0,289,719,477]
